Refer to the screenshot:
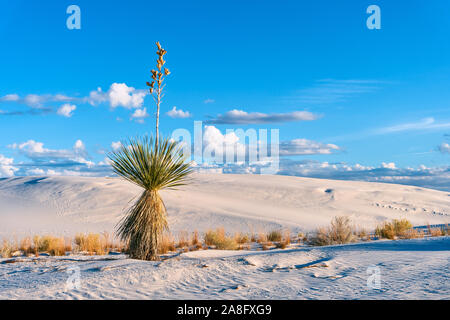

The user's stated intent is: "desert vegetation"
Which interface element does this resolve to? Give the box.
[1,220,448,258]
[309,216,356,246]
[108,42,193,261]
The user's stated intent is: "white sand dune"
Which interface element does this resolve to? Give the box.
[1,237,449,299]
[0,174,449,238]
[1,174,449,300]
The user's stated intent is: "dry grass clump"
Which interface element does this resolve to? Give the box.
[354,228,371,241]
[402,228,424,239]
[428,226,444,237]
[310,216,356,246]
[1,240,15,258]
[177,231,190,248]
[256,232,267,243]
[234,232,250,244]
[158,233,176,254]
[204,228,238,250]
[267,230,282,242]
[375,219,413,239]
[276,230,291,249]
[33,235,67,256]
[74,233,108,255]
[191,230,200,246]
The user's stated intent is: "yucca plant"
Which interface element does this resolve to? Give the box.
[109,136,192,260]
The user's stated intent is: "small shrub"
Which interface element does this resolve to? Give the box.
[75,233,106,255]
[310,227,330,246]
[33,235,66,256]
[375,219,413,239]
[267,230,282,242]
[191,230,200,246]
[19,237,33,255]
[310,216,356,246]
[429,227,444,237]
[159,233,176,254]
[234,232,250,244]
[275,230,291,249]
[1,240,14,258]
[204,228,238,250]
[257,232,267,243]
[177,231,189,248]
[401,229,422,239]
[275,242,287,249]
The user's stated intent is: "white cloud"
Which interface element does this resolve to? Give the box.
[204,99,215,104]
[381,162,396,169]
[88,83,147,109]
[203,125,247,160]
[280,139,340,156]
[439,142,450,154]
[26,168,45,176]
[87,87,108,106]
[108,83,146,109]
[57,104,77,117]
[0,154,18,177]
[111,141,122,151]
[376,118,450,135]
[166,106,191,118]
[10,140,91,166]
[131,108,149,123]
[206,109,319,124]
[0,94,20,102]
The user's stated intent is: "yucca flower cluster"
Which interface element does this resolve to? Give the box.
[146,42,170,144]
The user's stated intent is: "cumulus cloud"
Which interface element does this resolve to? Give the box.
[0,154,18,177]
[166,106,191,118]
[88,83,147,109]
[130,108,149,123]
[203,125,246,160]
[439,142,450,154]
[111,141,122,151]
[381,162,396,169]
[57,104,76,117]
[206,109,319,125]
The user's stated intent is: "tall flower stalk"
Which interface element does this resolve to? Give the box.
[146,41,170,147]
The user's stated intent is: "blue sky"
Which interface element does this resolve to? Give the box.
[0,1,449,190]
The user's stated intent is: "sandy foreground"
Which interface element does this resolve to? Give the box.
[0,174,449,299]
[1,237,449,299]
